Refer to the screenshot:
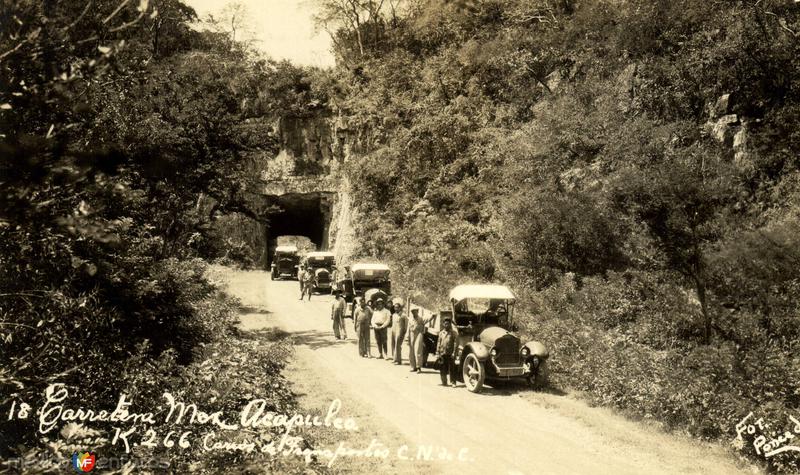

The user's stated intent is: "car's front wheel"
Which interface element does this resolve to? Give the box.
[462,353,485,393]
[528,358,549,390]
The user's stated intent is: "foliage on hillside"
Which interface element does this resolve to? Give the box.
[319,0,800,470]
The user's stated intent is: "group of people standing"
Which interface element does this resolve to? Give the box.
[331,293,452,378]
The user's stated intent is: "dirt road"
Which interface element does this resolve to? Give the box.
[219,268,753,475]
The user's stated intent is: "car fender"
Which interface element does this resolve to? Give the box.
[524,341,549,359]
[461,341,490,362]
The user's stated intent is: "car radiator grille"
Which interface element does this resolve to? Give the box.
[494,336,521,366]
[495,353,522,366]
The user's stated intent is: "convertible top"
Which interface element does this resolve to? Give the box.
[449,284,516,302]
[275,245,298,253]
[306,251,335,258]
[352,263,390,272]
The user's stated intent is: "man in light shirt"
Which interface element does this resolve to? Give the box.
[301,267,313,300]
[330,267,339,292]
[331,290,347,339]
[370,298,391,359]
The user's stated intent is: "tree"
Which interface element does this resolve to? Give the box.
[147,0,199,58]
[314,0,406,62]
[0,0,273,429]
[206,1,257,50]
[502,188,629,288]
[611,141,738,344]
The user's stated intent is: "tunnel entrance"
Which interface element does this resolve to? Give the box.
[265,192,334,265]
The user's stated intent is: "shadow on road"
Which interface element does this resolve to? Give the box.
[238,327,291,342]
[239,305,272,315]
[290,329,352,350]
[478,379,567,397]
[416,361,568,397]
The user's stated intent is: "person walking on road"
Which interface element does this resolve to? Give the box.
[371,298,391,359]
[408,308,426,372]
[300,267,314,301]
[391,301,408,365]
[436,317,458,387]
[330,266,339,292]
[354,298,373,357]
[331,290,347,340]
[298,266,306,300]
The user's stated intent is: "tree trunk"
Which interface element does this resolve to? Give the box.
[152,19,162,58]
[692,261,712,345]
[355,25,364,55]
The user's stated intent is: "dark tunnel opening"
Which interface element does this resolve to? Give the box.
[265,192,333,265]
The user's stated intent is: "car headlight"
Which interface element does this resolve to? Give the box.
[490,348,497,357]
[521,347,530,357]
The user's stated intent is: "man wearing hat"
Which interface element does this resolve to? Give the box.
[370,298,391,359]
[436,317,458,387]
[354,297,373,357]
[331,289,347,340]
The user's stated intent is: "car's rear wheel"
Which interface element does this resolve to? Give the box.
[462,353,485,393]
[528,358,549,390]
[421,347,430,368]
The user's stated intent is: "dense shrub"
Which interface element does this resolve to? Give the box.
[501,189,629,288]
[1,333,302,474]
[0,0,301,469]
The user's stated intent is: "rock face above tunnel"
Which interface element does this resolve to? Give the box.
[247,112,359,268]
[260,114,351,178]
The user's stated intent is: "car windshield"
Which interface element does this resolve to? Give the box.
[455,298,510,327]
[308,258,334,268]
[455,298,507,314]
[353,269,389,280]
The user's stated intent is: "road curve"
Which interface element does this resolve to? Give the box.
[221,268,752,475]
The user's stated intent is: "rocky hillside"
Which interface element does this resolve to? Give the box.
[308,0,800,471]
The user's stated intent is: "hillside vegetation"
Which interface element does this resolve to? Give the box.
[314,0,800,470]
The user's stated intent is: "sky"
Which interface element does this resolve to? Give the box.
[185,0,336,68]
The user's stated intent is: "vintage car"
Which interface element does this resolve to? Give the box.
[301,251,336,293]
[338,263,391,317]
[422,284,549,393]
[270,245,300,280]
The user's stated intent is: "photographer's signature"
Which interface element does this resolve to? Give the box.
[735,412,800,458]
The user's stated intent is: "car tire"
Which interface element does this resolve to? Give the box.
[528,358,549,390]
[421,348,430,369]
[462,353,485,393]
